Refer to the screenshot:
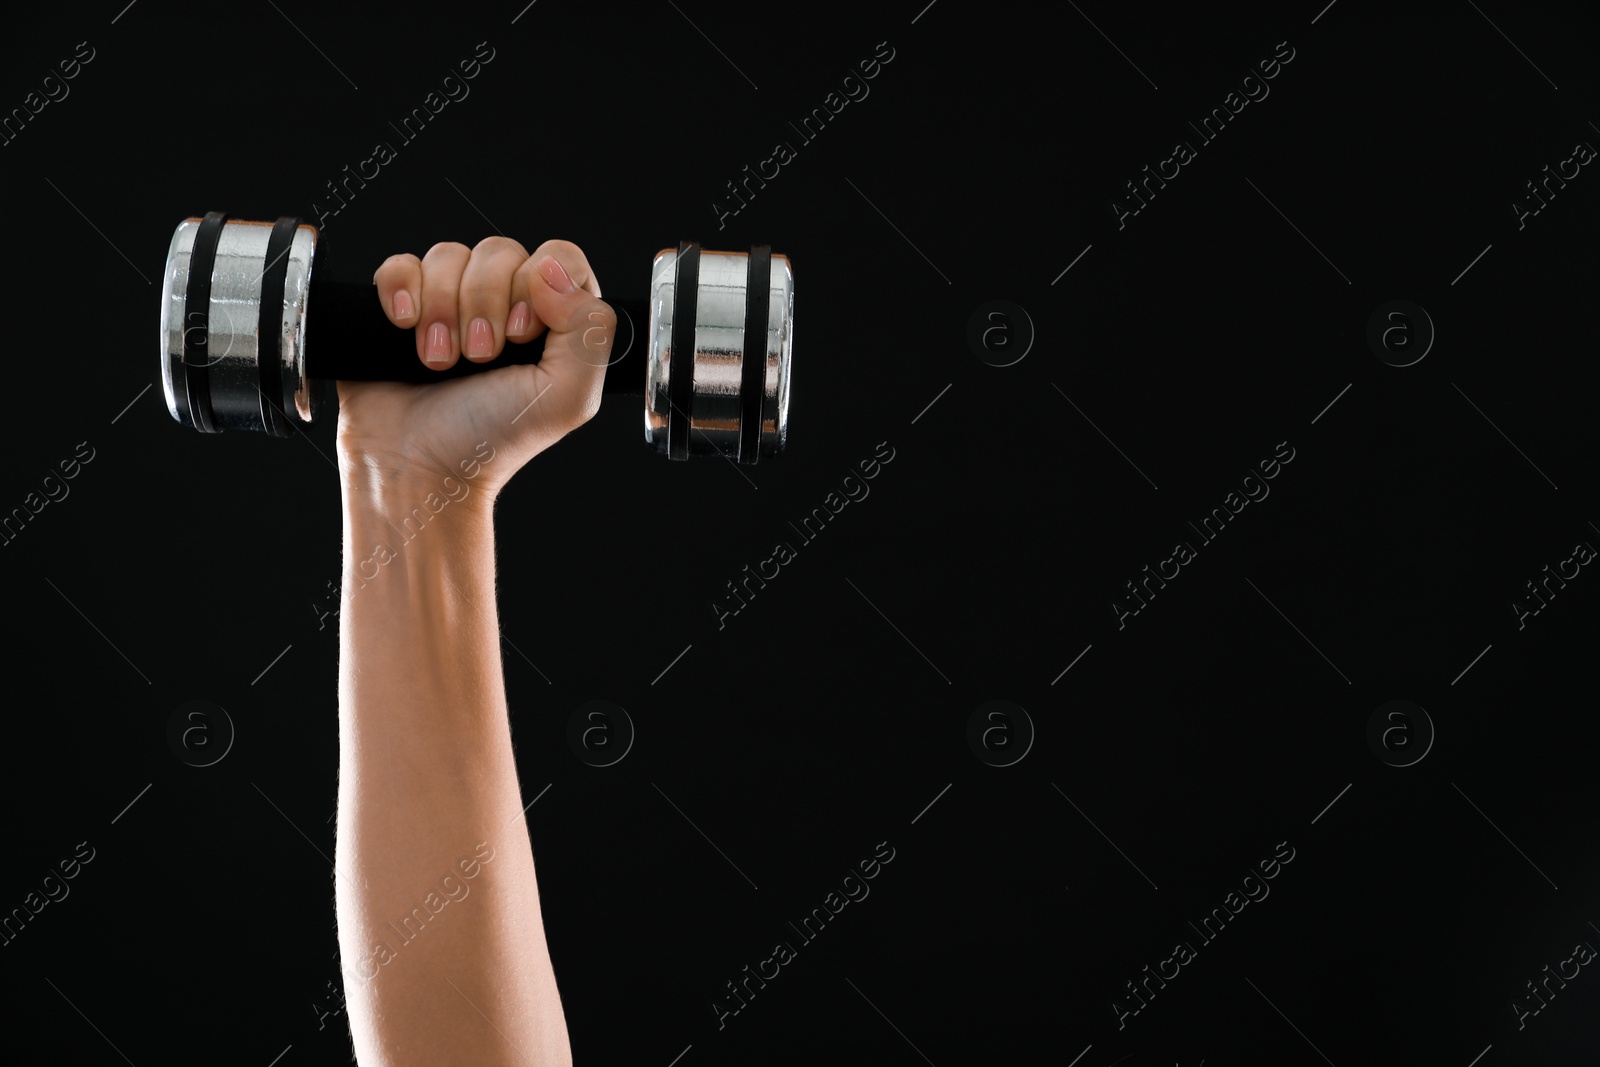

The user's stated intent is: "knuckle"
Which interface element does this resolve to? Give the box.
[472,234,524,259]
[581,300,617,345]
[422,241,470,266]
[584,297,617,327]
[546,380,601,433]
[560,395,598,434]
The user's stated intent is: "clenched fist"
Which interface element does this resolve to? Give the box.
[335,236,617,502]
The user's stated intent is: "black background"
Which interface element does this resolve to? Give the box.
[2,1,1597,1064]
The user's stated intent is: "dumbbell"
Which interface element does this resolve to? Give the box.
[159,213,794,463]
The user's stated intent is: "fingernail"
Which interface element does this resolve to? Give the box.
[507,301,530,335]
[426,322,451,363]
[466,317,493,359]
[394,290,414,320]
[538,255,575,294]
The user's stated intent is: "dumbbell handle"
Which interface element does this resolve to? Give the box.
[304,277,642,391]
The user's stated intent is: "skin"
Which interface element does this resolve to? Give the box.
[333,236,614,1067]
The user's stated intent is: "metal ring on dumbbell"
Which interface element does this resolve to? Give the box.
[159,215,794,463]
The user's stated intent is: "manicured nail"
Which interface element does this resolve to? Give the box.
[466,317,493,359]
[538,255,575,294]
[425,322,451,363]
[394,289,414,320]
[506,301,530,335]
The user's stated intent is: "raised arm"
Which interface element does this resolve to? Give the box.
[331,237,614,1066]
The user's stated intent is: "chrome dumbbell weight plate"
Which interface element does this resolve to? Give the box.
[645,242,793,463]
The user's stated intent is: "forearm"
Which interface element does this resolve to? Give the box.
[333,468,569,1066]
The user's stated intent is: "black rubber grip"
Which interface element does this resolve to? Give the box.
[739,245,771,464]
[667,241,700,461]
[256,215,300,437]
[182,210,228,433]
[300,278,644,395]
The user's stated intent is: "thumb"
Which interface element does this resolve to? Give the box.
[523,251,615,421]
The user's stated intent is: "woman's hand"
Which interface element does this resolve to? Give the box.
[336,236,616,503]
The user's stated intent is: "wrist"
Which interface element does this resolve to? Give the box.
[338,443,500,521]
[340,457,497,545]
